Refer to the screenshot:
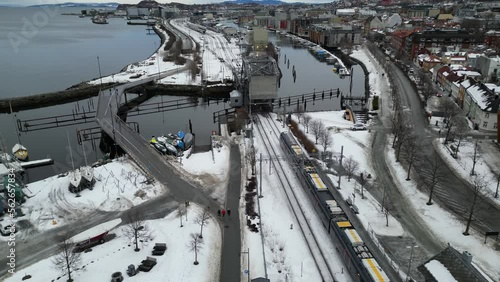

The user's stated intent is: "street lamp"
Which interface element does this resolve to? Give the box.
[406,243,419,282]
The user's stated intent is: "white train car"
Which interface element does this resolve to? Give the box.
[309,173,327,191]
[344,228,364,247]
[362,258,390,282]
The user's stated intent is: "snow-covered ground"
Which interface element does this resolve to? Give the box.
[170,19,241,83]
[351,47,391,105]
[5,204,221,282]
[88,25,192,85]
[14,157,164,233]
[385,143,500,281]
[434,138,500,206]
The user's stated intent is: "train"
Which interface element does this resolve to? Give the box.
[280,132,390,282]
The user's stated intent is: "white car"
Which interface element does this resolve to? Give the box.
[350,123,367,131]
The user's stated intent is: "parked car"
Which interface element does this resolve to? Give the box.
[436,92,443,97]
[350,123,367,131]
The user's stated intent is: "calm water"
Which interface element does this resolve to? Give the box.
[0,9,364,182]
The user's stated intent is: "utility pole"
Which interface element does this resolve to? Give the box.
[259,153,263,198]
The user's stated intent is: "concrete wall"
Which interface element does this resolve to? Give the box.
[249,76,277,100]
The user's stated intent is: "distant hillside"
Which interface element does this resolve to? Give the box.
[223,0,287,5]
[29,2,120,8]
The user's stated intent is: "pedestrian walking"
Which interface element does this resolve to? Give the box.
[217,210,221,217]
[227,209,231,216]
[222,209,226,217]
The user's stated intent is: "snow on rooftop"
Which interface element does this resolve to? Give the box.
[485,83,500,94]
[468,85,489,110]
[424,260,458,282]
[456,70,481,77]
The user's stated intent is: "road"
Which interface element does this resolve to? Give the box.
[220,144,242,282]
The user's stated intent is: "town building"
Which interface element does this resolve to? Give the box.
[407,29,484,60]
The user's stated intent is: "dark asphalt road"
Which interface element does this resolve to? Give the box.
[220,144,242,282]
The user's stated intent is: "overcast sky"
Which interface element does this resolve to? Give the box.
[0,0,330,6]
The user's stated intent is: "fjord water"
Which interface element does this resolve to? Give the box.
[0,8,364,182]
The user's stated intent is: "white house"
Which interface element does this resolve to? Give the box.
[463,82,500,131]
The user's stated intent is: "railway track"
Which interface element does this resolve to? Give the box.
[254,113,336,282]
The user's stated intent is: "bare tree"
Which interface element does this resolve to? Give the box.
[303,114,312,133]
[403,137,421,181]
[395,125,412,162]
[319,129,333,152]
[123,211,153,252]
[177,204,186,227]
[310,120,325,144]
[359,172,367,199]
[246,145,257,175]
[463,175,486,235]
[452,118,470,158]
[343,156,359,182]
[470,140,479,176]
[422,153,445,205]
[439,99,460,144]
[390,113,411,149]
[52,237,82,282]
[381,195,392,227]
[420,81,435,106]
[188,233,204,265]
[195,209,210,239]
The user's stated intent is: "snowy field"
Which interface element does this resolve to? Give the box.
[434,138,500,206]
[386,142,500,281]
[170,19,241,83]
[88,18,241,86]
[88,25,192,86]
[5,204,221,282]
[13,157,164,233]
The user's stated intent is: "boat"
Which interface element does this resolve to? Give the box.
[183,133,194,149]
[156,136,177,156]
[69,169,83,193]
[12,144,28,161]
[80,143,95,189]
[67,132,82,193]
[92,16,108,25]
[10,102,28,161]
